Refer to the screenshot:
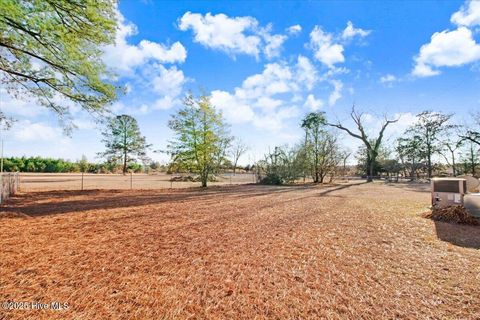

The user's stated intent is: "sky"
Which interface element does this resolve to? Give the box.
[1,0,479,165]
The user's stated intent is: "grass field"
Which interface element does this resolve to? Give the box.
[1,182,479,319]
[18,173,256,192]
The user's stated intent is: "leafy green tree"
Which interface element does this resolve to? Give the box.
[396,133,427,180]
[355,142,390,177]
[257,146,303,185]
[0,0,118,129]
[100,115,150,175]
[404,111,453,178]
[167,94,232,187]
[301,112,341,183]
[78,155,89,173]
[26,161,35,172]
[379,159,402,181]
[328,106,398,182]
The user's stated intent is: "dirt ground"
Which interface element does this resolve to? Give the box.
[18,173,256,192]
[1,182,479,319]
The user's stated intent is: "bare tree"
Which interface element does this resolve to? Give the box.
[439,133,463,177]
[231,139,248,175]
[460,111,480,146]
[328,106,399,182]
[460,141,480,177]
[341,151,351,178]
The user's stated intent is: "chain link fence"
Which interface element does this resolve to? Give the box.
[0,172,20,203]
[16,172,258,192]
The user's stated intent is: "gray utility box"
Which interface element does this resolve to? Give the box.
[431,178,467,208]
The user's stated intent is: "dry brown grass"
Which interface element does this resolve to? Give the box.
[18,173,255,192]
[1,182,479,319]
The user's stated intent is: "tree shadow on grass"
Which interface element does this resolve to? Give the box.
[256,181,367,210]
[433,221,480,249]
[384,182,430,193]
[0,184,330,218]
[316,181,368,197]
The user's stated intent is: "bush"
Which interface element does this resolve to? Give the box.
[259,173,283,185]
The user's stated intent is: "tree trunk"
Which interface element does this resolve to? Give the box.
[451,151,456,177]
[427,145,432,178]
[123,121,128,175]
[233,158,238,175]
[123,150,127,175]
[303,131,307,183]
[410,158,415,181]
[314,134,319,183]
[368,159,374,182]
[201,170,208,188]
[470,145,476,176]
[366,150,375,182]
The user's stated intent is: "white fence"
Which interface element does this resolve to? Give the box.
[0,172,19,204]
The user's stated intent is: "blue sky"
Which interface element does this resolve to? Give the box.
[1,0,479,164]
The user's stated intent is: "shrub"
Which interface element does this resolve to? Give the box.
[259,173,283,185]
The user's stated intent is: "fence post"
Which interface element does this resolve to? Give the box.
[130,172,133,189]
[0,173,3,204]
[81,172,84,191]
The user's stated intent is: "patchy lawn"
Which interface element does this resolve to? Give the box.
[1,182,479,319]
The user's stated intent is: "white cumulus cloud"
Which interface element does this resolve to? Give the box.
[451,0,480,27]
[104,12,186,73]
[178,12,288,59]
[152,65,186,98]
[286,24,302,35]
[412,27,480,77]
[342,21,371,40]
[328,80,343,106]
[380,74,397,84]
[309,21,370,68]
[210,60,316,130]
[261,31,288,59]
[296,55,318,90]
[0,89,44,117]
[14,121,62,142]
[309,26,345,67]
[304,94,324,111]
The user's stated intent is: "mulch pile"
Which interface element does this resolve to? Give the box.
[424,206,479,225]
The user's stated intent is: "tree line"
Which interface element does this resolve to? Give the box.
[1,1,479,187]
[255,109,479,185]
[3,99,479,187]
[2,156,147,174]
